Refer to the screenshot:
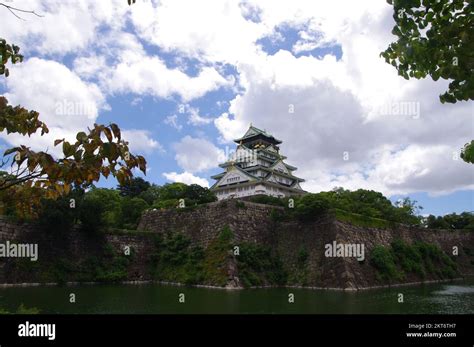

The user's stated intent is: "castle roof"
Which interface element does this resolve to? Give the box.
[233,125,282,145]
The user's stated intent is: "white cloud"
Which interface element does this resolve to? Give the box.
[0,1,128,56]
[1,2,234,103]
[163,171,209,187]
[187,106,213,126]
[73,55,108,79]
[105,55,232,102]
[213,112,247,144]
[169,104,213,126]
[129,0,268,65]
[121,129,163,154]
[1,57,106,155]
[173,136,224,173]
[4,58,106,130]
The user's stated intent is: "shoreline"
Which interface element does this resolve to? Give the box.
[0,276,469,290]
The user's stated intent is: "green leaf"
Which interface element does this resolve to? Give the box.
[76,132,88,142]
[3,147,18,156]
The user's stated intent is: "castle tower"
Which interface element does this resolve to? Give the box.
[210,125,305,200]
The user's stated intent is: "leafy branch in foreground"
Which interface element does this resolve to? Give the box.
[0,38,23,77]
[382,0,474,103]
[1,122,146,195]
[382,0,473,164]
[460,140,474,164]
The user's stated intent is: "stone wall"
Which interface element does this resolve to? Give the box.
[0,200,473,289]
[138,200,282,247]
[0,217,156,283]
[271,218,474,289]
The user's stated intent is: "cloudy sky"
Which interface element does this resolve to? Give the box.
[0,0,472,215]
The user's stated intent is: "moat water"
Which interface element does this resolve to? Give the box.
[0,278,473,314]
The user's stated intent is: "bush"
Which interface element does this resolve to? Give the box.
[235,200,246,209]
[291,194,330,221]
[371,240,460,283]
[237,243,287,287]
[370,245,400,281]
[297,247,309,266]
[218,225,233,243]
[151,232,207,285]
[152,198,179,209]
[391,239,422,273]
[289,188,423,226]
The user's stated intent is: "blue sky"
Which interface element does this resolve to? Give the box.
[0,1,472,216]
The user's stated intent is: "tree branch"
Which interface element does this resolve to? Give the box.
[0,2,43,20]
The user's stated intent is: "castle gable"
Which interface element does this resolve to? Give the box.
[215,167,256,187]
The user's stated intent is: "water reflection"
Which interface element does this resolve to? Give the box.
[0,279,472,314]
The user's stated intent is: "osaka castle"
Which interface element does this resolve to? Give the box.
[210,125,306,200]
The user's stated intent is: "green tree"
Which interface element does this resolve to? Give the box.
[120,197,149,229]
[290,188,422,225]
[138,184,161,205]
[426,211,474,230]
[184,184,217,204]
[37,193,79,233]
[82,188,122,227]
[292,193,330,221]
[118,177,150,198]
[158,183,188,200]
[425,214,449,229]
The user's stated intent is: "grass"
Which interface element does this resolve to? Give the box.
[333,208,398,229]
[0,304,40,314]
[267,206,403,228]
